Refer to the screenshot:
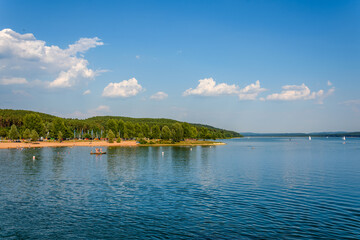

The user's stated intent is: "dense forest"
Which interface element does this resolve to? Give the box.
[0,109,242,141]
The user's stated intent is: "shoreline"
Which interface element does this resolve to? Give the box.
[139,142,226,147]
[0,140,226,149]
[0,140,138,149]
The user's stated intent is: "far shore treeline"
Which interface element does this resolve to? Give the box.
[0,109,242,142]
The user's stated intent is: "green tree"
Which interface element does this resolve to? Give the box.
[151,125,160,139]
[24,113,44,136]
[57,131,63,141]
[9,124,20,140]
[190,126,198,139]
[63,127,73,139]
[31,130,39,141]
[141,123,150,138]
[52,118,66,138]
[161,125,172,140]
[45,122,54,138]
[182,122,191,138]
[134,123,142,137]
[107,119,118,133]
[206,131,215,140]
[118,120,125,137]
[116,136,121,143]
[172,123,184,142]
[124,122,135,138]
[137,132,144,139]
[23,128,31,140]
[108,130,115,143]
[0,128,8,138]
[199,127,209,140]
[101,130,107,138]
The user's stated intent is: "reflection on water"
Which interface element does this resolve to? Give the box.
[0,138,360,239]
[21,148,44,176]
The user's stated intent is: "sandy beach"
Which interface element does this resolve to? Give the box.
[0,140,226,149]
[0,140,138,149]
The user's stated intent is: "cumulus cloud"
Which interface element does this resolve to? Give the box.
[327,80,332,86]
[266,83,335,103]
[0,28,103,88]
[266,84,323,101]
[183,78,265,100]
[183,78,238,96]
[102,78,143,98]
[150,91,168,100]
[238,80,266,100]
[0,77,28,85]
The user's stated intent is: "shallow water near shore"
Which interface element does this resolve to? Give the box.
[0,137,359,239]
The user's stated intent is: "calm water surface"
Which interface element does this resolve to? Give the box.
[0,138,359,239]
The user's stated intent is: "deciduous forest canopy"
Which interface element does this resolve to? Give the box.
[0,109,242,141]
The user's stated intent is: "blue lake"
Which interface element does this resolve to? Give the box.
[0,138,359,239]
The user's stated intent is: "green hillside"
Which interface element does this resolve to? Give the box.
[0,109,242,140]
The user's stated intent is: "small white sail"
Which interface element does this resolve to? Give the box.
[342,136,346,141]
[309,136,311,141]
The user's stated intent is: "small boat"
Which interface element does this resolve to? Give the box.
[308,136,311,141]
[342,136,346,141]
[90,152,106,155]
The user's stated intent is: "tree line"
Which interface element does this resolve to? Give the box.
[0,110,242,141]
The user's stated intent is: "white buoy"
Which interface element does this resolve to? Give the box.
[162,152,164,156]
[33,156,35,160]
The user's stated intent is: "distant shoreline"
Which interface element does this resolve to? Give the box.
[0,140,225,149]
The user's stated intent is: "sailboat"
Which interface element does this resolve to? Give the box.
[309,136,311,141]
[342,136,346,141]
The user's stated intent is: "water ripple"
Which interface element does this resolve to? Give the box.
[0,138,360,239]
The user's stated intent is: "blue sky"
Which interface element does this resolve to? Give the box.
[0,0,359,133]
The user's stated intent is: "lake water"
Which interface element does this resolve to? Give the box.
[0,138,359,239]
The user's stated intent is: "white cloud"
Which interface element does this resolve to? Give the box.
[83,89,91,95]
[317,87,335,104]
[0,28,103,88]
[0,77,28,85]
[264,83,335,104]
[183,78,238,96]
[183,78,265,100]
[102,78,143,98]
[66,37,103,55]
[150,91,168,100]
[60,105,111,119]
[266,83,324,101]
[327,81,332,86]
[136,55,140,59]
[238,80,266,100]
